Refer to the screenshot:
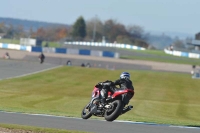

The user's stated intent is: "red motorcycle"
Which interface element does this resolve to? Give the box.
[81,82,134,121]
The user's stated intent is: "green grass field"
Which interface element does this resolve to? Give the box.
[121,49,200,65]
[0,124,91,133]
[0,39,61,47]
[0,66,200,127]
[0,38,20,44]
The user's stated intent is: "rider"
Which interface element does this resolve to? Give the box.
[39,52,45,64]
[99,72,134,106]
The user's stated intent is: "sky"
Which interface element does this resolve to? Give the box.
[0,0,199,37]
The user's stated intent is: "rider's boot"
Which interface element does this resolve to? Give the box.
[100,98,106,108]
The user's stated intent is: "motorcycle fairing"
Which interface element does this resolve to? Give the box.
[111,89,134,98]
[111,89,134,104]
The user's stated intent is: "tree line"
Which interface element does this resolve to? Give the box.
[71,16,148,48]
[0,16,197,50]
[0,16,149,48]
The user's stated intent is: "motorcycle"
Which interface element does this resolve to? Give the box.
[81,82,134,121]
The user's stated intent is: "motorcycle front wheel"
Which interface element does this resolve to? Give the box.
[104,99,123,121]
[81,103,92,119]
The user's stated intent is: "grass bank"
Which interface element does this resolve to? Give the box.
[0,124,91,133]
[0,39,61,47]
[0,66,200,126]
[121,49,200,65]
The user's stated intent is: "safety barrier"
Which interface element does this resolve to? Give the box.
[0,43,119,58]
[164,48,200,59]
[0,43,32,52]
[64,41,146,50]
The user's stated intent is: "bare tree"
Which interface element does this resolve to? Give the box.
[173,39,185,49]
[103,19,128,43]
[126,25,144,39]
[86,17,104,42]
[116,35,132,44]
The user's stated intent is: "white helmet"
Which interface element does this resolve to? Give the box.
[120,72,130,79]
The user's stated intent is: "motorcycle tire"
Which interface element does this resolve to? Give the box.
[81,104,92,119]
[104,99,123,121]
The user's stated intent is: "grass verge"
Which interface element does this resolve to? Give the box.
[0,124,91,133]
[120,49,200,65]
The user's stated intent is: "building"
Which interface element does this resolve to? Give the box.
[187,40,200,51]
[187,32,200,51]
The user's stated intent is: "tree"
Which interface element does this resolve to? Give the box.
[72,16,86,40]
[173,39,185,49]
[126,25,144,39]
[116,35,132,44]
[103,19,128,43]
[86,17,104,42]
[0,22,5,33]
[15,25,25,38]
[55,27,68,40]
[35,27,46,40]
[4,24,14,38]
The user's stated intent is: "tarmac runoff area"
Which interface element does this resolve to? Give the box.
[0,59,61,80]
[0,48,193,73]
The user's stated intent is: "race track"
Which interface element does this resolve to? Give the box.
[0,59,60,80]
[0,111,199,133]
[0,59,199,133]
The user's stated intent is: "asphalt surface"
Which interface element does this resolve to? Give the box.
[0,59,60,80]
[0,112,199,133]
[0,59,199,133]
[0,48,193,73]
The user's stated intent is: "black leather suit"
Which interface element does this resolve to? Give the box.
[100,78,134,103]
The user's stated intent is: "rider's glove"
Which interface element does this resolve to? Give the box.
[98,82,103,85]
[110,81,115,86]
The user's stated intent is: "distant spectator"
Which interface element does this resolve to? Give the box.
[3,52,10,59]
[86,62,91,68]
[170,45,174,51]
[191,65,196,75]
[66,60,72,66]
[38,52,45,64]
[81,63,85,67]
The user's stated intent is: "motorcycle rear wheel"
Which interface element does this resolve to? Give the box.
[104,100,123,121]
[81,104,92,119]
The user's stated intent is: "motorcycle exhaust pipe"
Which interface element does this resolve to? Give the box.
[121,105,133,114]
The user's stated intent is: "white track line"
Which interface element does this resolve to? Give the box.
[0,65,63,81]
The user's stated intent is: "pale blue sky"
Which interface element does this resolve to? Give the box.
[0,0,199,36]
